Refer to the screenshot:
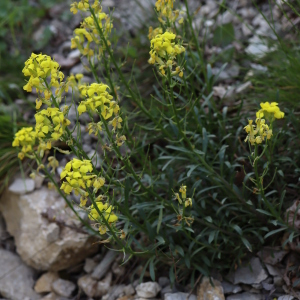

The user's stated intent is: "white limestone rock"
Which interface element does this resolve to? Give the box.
[0,187,98,271]
[135,282,161,299]
[0,248,39,300]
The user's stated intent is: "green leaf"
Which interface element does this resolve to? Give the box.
[187,164,199,177]
[256,209,273,216]
[157,205,163,234]
[241,237,252,252]
[169,266,176,285]
[208,231,215,244]
[204,216,213,223]
[213,23,235,47]
[175,245,184,257]
[264,227,287,239]
[184,255,191,268]
[149,257,155,281]
[166,145,191,154]
[232,224,242,235]
[202,128,208,154]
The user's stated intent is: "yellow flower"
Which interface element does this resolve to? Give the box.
[179,185,187,199]
[22,53,63,100]
[99,225,107,234]
[120,230,126,239]
[185,198,192,207]
[116,134,126,147]
[60,158,95,195]
[80,197,88,207]
[256,102,284,120]
[148,31,185,77]
[48,156,59,173]
[78,83,115,120]
[154,0,181,24]
[88,202,118,224]
[35,107,70,143]
[244,118,272,145]
[148,26,163,40]
[93,177,105,193]
[174,192,182,204]
[12,127,37,160]
[71,6,113,58]
[36,99,43,110]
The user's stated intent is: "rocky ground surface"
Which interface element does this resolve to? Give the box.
[2,0,300,299]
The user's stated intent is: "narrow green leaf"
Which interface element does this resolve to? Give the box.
[264,227,287,239]
[241,237,252,252]
[149,257,155,281]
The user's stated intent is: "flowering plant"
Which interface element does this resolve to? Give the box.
[12,0,295,284]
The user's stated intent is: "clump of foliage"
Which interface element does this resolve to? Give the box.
[11,0,300,286]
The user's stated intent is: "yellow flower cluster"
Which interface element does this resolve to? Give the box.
[78,83,120,121]
[256,102,284,120]
[148,26,163,40]
[70,0,89,14]
[22,53,64,101]
[89,202,118,234]
[71,3,113,58]
[174,185,192,207]
[12,127,36,160]
[155,0,183,24]
[70,0,101,14]
[148,32,185,77]
[60,158,104,196]
[244,118,273,145]
[35,107,71,144]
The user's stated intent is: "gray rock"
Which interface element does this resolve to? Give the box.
[257,247,288,265]
[245,36,275,58]
[103,284,126,300]
[82,144,92,154]
[8,177,35,194]
[278,296,294,300]
[68,49,81,60]
[0,249,39,300]
[227,257,268,285]
[136,282,161,299]
[251,284,262,290]
[226,292,263,300]
[123,284,135,296]
[242,23,253,36]
[261,281,274,291]
[0,188,98,271]
[92,250,118,280]
[236,81,252,94]
[158,277,170,288]
[250,63,268,72]
[217,10,234,25]
[52,278,76,298]
[33,173,45,189]
[34,272,59,293]
[78,272,111,298]
[84,258,98,274]
[265,264,284,277]
[164,293,197,300]
[226,64,240,78]
[41,292,64,300]
[161,285,175,298]
[197,277,225,300]
[221,281,242,294]
[112,261,125,276]
[213,86,227,98]
[70,63,90,75]
[0,212,9,241]
[274,276,284,287]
